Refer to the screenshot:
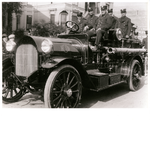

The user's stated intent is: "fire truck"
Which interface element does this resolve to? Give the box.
[2,21,147,108]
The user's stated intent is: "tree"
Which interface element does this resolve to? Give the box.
[32,20,66,37]
[2,2,23,35]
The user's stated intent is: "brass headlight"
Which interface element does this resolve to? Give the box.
[116,28,123,41]
[41,39,53,54]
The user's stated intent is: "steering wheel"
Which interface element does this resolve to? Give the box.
[65,21,79,32]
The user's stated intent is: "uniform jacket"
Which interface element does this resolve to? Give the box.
[86,15,98,30]
[110,15,118,29]
[115,16,131,37]
[96,13,112,31]
[75,17,87,32]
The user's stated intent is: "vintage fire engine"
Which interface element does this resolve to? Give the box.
[2,21,147,108]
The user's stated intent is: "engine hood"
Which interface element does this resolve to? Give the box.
[17,36,81,56]
[31,36,72,44]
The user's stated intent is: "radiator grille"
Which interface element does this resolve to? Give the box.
[16,44,38,77]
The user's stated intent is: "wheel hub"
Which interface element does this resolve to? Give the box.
[64,88,72,97]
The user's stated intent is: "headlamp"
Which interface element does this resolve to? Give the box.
[41,39,53,54]
[6,41,16,52]
[116,28,123,41]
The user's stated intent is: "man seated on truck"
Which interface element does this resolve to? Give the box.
[89,5,112,51]
[64,11,87,34]
[74,12,87,33]
[83,7,98,40]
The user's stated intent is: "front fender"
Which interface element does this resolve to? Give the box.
[41,57,96,89]
[41,57,67,69]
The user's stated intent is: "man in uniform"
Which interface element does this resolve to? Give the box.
[142,30,148,75]
[75,12,87,33]
[84,7,98,32]
[66,11,86,34]
[131,32,142,48]
[133,32,141,43]
[90,5,112,51]
[115,9,131,39]
[83,7,98,40]
[142,30,148,50]
[108,9,118,29]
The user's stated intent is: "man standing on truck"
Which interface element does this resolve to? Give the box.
[142,30,148,76]
[89,5,112,51]
[142,30,148,50]
[115,9,131,39]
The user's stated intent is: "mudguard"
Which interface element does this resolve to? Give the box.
[120,55,144,77]
[41,57,96,89]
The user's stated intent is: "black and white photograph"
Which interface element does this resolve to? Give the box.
[1,1,150,150]
[2,1,149,108]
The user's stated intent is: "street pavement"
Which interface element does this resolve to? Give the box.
[2,76,149,108]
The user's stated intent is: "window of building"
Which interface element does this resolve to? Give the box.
[72,15,77,22]
[16,15,20,30]
[26,15,32,30]
[60,11,68,27]
[50,14,55,23]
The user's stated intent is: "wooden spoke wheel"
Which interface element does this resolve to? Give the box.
[44,65,82,108]
[128,60,142,91]
[2,67,25,103]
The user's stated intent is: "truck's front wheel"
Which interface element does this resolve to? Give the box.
[128,60,142,91]
[44,65,82,108]
[2,66,25,103]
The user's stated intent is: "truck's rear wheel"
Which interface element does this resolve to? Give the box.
[44,65,82,108]
[128,60,142,91]
[2,66,25,103]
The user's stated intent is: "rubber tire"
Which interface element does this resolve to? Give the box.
[128,60,142,91]
[3,66,25,104]
[44,65,82,108]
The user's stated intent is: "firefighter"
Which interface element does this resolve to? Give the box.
[129,24,137,39]
[89,5,112,51]
[142,30,148,76]
[83,7,98,33]
[108,9,118,29]
[82,7,98,41]
[115,9,131,39]
[142,30,148,50]
[133,32,141,44]
[75,12,87,33]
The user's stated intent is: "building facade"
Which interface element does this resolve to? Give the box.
[11,2,148,40]
[12,2,113,31]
